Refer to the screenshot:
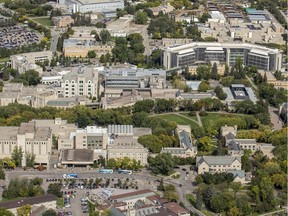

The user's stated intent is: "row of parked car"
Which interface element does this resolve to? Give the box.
[81,197,89,213]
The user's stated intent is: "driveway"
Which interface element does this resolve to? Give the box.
[268,106,283,130]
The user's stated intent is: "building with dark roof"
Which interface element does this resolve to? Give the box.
[161,125,197,157]
[196,156,242,174]
[0,194,57,215]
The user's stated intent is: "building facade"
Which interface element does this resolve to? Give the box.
[61,66,98,98]
[107,137,149,165]
[52,15,74,28]
[0,122,52,168]
[105,67,166,89]
[65,0,124,13]
[196,156,242,174]
[10,51,53,74]
[163,42,282,71]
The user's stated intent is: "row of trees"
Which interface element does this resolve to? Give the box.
[105,157,142,170]
[4,0,53,17]
[2,177,44,199]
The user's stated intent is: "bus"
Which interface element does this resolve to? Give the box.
[99,169,113,174]
[118,169,133,175]
[63,173,78,179]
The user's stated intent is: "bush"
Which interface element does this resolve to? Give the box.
[199,111,208,116]
[188,111,196,116]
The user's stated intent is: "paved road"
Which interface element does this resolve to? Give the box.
[6,168,205,215]
[50,29,60,53]
[268,106,283,130]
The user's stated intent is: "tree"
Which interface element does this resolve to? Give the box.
[148,153,175,175]
[198,81,210,92]
[11,146,23,167]
[87,50,96,58]
[157,178,165,191]
[43,209,57,216]
[230,182,242,196]
[0,168,5,180]
[18,70,41,86]
[197,136,211,152]
[0,208,14,216]
[132,112,148,127]
[100,30,110,45]
[211,62,219,80]
[197,65,211,80]
[26,152,35,168]
[164,185,179,202]
[134,11,148,24]
[47,183,62,197]
[17,204,31,216]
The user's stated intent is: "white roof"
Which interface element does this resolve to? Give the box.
[178,48,195,55]
[249,48,269,56]
[206,47,224,51]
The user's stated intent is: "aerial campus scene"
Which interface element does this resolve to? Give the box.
[0,0,286,215]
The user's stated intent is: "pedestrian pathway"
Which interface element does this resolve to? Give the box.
[196,112,203,127]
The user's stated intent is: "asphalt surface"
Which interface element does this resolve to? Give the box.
[269,106,283,130]
[50,29,60,53]
[5,168,205,215]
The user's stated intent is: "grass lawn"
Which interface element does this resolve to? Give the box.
[178,112,198,121]
[157,114,199,130]
[32,17,52,27]
[200,113,245,129]
[186,194,196,207]
[0,57,9,63]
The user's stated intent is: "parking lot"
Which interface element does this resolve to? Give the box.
[0,25,41,49]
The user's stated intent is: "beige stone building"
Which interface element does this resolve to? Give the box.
[0,121,52,168]
[187,62,225,76]
[196,156,242,174]
[258,70,288,90]
[10,51,53,74]
[52,15,74,27]
[61,66,98,98]
[107,137,149,165]
[161,125,197,157]
[63,39,112,57]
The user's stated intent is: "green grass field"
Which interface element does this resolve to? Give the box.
[157,114,199,130]
[200,113,245,129]
[32,17,52,27]
[178,112,198,121]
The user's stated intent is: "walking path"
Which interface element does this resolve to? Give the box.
[195,112,203,127]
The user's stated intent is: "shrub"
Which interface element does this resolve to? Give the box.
[188,111,196,116]
[199,111,208,116]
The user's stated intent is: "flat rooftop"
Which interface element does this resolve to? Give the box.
[77,0,122,4]
[62,149,94,163]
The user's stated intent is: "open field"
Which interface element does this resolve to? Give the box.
[200,113,246,129]
[32,17,52,27]
[156,114,199,130]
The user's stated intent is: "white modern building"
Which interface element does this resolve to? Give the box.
[163,42,282,71]
[61,0,124,13]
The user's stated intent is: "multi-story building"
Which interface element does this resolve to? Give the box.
[0,121,52,168]
[196,156,242,174]
[63,0,124,13]
[105,67,166,89]
[163,42,282,71]
[52,15,74,28]
[63,39,112,58]
[107,137,149,165]
[61,66,98,98]
[10,51,53,74]
[161,125,197,157]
